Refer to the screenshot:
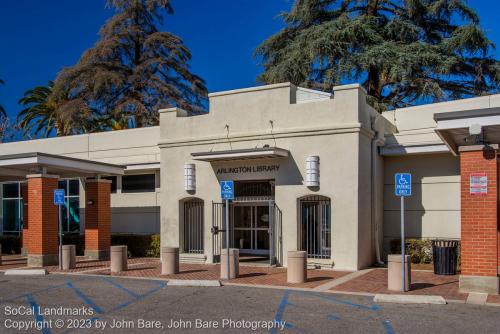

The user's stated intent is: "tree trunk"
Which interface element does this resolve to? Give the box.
[367,66,381,100]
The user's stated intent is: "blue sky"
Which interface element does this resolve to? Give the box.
[1,0,499,120]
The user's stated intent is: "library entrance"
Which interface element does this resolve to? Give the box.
[212,180,282,265]
[232,204,270,256]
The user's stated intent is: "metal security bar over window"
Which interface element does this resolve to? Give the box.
[183,198,204,254]
[298,195,331,259]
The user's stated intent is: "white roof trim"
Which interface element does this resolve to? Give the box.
[381,144,450,156]
[192,147,289,162]
[125,163,161,171]
[436,115,500,130]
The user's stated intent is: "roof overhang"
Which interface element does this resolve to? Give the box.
[434,107,500,156]
[191,147,289,162]
[0,152,124,182]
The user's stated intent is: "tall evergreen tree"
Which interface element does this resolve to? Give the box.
[54,0,207,127]
[256,0,500,111]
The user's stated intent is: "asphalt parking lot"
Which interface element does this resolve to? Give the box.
[0,274,499,334]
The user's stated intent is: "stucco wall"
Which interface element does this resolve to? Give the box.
[382,153,460,256]
[159,83,377,270]
[0,127,161,235]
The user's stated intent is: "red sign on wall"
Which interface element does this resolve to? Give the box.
[470,173,488,195]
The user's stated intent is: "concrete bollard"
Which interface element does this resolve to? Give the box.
[110,245,128,273]
[287,251,307,283]
[61,245,76,270]
[220,248,239,280]
[388,254,411,291]
[161,247,179,275]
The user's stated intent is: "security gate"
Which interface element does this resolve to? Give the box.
[211,201,282,265]
[183,198,204,254]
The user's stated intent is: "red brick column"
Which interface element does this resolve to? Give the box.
[26,174,59,267]
[459,145,499,294]
[84,179,111,260]
[21,182,29,255]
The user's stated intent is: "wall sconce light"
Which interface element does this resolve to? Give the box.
[305,155,320,187]
[184,163,196,191]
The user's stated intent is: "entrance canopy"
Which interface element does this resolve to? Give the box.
[0,152,124,181]
[434,107,500,155]
[191,147,289,162]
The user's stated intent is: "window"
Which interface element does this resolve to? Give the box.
[182,198,204,254]
[2,183,23,235]
[58,179,81,233]
[122,174,155,193]
[298,195,331,259]
[101,176,117,193]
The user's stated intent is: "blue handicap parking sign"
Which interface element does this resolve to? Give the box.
[220,180,234,200]
[54,189,65,205]
[395,173,412,197]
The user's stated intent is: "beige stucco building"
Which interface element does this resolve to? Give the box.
[1,82,499,285]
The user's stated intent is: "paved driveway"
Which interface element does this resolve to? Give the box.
[0,274,499,333]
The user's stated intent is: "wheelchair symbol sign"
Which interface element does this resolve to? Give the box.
[395,173,411,196]
[220,180,234,200]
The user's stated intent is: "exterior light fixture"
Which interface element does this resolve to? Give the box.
[305,155,320,187]
[184,163,196,191]
[469,123,482,136]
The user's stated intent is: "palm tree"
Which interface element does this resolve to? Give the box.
[18,81,96,137]
[0,78,6,116]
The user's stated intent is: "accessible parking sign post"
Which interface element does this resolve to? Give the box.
[395,173,411,292]
[54,189,65,270]
[220,181,234,280]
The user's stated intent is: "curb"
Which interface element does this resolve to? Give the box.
[4,268,48,276]
[168,279,221,287]
[374,294,447,304]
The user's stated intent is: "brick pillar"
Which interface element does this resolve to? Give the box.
[459,145,499,294]
[84,179,111,260]
[21,183,29,256]
[26,174,59,267]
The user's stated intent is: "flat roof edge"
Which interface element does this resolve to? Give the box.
[434,107,500,122]
[208,82,293,98]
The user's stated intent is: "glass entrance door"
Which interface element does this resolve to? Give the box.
[232,205,270,255]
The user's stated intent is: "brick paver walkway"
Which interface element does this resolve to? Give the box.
[0,254,27,270]
[332,268,468,301]
[88,261,350,289]
[487,294,500,304]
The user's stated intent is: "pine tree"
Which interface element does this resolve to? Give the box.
[256,0,500,111]
[54,0,207,127]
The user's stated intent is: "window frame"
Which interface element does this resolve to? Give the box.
[297,195,331,259]
[58,179,81,234]
[121,173,156,193]
[1,182,23,235]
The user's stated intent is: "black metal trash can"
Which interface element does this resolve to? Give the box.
[432,240,458,275]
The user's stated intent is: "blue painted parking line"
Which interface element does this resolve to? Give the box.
[270,290,294,334]
[100,277,140,298]
[327,314,340,320]
[296,291,380,311]
[66,282,104,314]
[26,294,52,334]
[382,320,396,334]
[273,290,396,333]
[1,277,86,303]
[109,281,167,313]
